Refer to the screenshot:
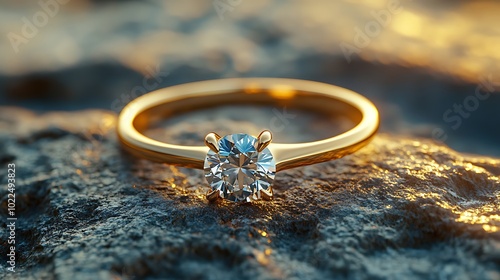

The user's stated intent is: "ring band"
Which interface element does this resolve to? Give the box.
[117,78,379,202]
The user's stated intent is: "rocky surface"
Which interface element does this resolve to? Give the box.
[2,0,500,157]
[1,0,499,279]
[0,107,499,279]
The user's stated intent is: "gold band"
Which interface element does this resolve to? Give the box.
[117,78,379,171]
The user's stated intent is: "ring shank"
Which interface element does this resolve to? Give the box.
[117,78,379,171]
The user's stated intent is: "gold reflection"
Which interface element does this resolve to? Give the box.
[392,11,423,38]
[483,225,498,233]
[269,85,296,100]
[456,205,500,233]
[254,249,270,265]
[401,183,500,233]
[369,137,500,234]
[399,190,499,233]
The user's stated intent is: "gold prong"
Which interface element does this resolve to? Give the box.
[256,130,272,152]
[206,189,220,202]
[260,189,273,201]
[205,132,221,153]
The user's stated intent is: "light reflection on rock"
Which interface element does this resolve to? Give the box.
[0,108,498,279]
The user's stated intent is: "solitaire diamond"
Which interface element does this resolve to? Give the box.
[204,133,276,202]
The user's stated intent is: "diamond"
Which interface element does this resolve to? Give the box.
[204,133,276,202]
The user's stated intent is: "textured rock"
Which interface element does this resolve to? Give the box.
[0,107,499,280]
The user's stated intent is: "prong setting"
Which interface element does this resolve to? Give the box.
[206,189,221,202]
[204,133,276,203]
[256,130,272,152]
[204,132,221,153]
[260,189,273,201]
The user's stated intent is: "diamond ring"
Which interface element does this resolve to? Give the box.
[117,78,379,203]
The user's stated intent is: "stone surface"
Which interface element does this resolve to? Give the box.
[0,107,499,279]
[1,1,499,278]
[204,133,276,203]
[2,1,500,158]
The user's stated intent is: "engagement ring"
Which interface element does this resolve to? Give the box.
[117,78,379,203]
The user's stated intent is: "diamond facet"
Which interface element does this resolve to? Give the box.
[204,133,276,202]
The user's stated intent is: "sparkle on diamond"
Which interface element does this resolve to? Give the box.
[204,133,276,202]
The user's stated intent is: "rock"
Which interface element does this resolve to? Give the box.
[0,107,499,280]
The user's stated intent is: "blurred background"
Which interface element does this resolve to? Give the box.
[0,0,499,156]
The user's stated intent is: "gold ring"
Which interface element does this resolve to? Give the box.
[117,78,379,203]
